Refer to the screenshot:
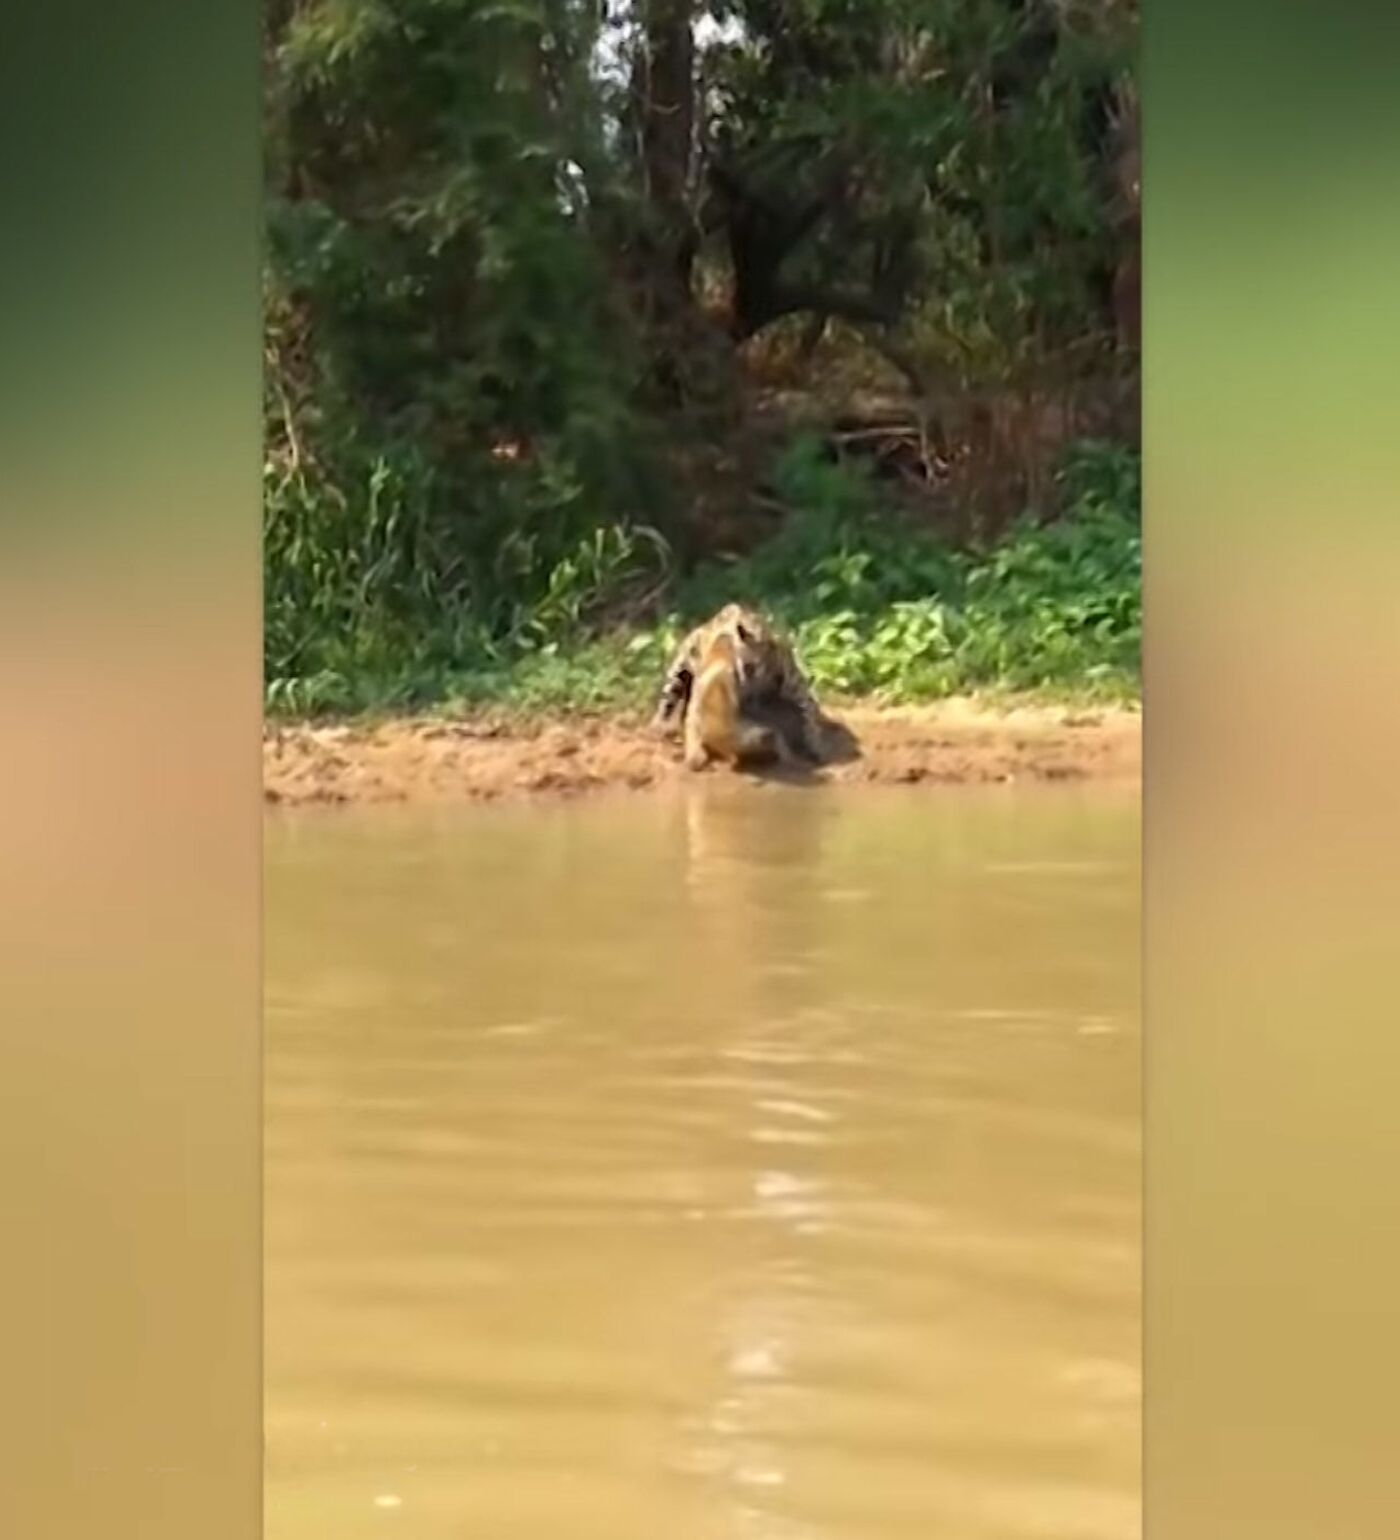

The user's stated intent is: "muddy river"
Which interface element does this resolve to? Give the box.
[265,782,1140,1539]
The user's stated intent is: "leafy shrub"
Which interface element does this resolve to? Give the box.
[675,435,1140,705]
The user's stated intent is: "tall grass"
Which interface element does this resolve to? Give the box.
[264,437,1140,718]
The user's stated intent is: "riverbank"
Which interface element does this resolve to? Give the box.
[264,698,1140,807]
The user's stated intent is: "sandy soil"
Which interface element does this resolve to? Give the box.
[264,699,1140,807]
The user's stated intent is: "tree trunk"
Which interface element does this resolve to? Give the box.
[636,0,697,298]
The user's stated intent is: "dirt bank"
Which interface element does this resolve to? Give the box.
[264,699,1140,808]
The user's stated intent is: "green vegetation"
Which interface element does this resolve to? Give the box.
[264,1,1140,719]
[266,436,1138,717]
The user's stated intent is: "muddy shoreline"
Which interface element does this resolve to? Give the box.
[264,699,1140,808]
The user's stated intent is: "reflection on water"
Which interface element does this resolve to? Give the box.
[266,783,1140,1540]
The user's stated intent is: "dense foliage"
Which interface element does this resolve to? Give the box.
[264,0,1139,713]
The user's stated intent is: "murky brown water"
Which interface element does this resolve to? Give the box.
[265,783,1140,1540]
